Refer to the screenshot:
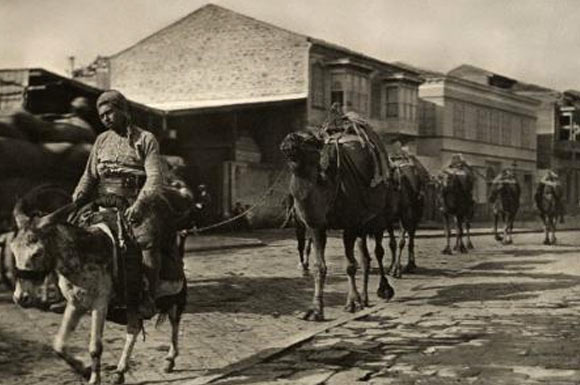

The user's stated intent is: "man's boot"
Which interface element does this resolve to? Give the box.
[139,249,160,319]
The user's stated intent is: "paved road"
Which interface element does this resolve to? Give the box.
[1,230,580,385]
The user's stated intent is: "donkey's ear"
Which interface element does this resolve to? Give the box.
[13,198,30,229]
[36,202,80,229]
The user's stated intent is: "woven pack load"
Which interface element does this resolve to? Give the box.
[0,137,53,176]
[0,110,53,142]
[42,116,96,143]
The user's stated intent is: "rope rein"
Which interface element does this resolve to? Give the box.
[185,169,287,235]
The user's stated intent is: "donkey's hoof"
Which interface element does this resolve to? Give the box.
[389,266,402,279]
[467,242,474,249]
[344,299,364,313]
[163,359,175,373]
[543,239,550,245]
[112,372,125,385]
[494,234,502,241]
[301,309,324,322]
[442,247,452,255]
[379,284,395,301]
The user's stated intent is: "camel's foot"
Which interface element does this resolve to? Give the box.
[502,238,513,245]
[551,237,557,245]
[301,308,325,322]
[163,358,175,373]
[389,264,402,279]
[494,234,502,242]
[466,241,474,249]
[112,372,125,385]
[377,277,395,301]
[403,261,417,274]
[459,244,468,254]
[543,238,550,245]
[344,296,364,313]
[442,246,452,255]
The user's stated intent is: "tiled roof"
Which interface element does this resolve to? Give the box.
[109,4,311,107]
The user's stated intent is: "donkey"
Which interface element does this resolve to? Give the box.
[437,171,475,254]
[490,179,520,245]
[280,131,394,321]
[10,188,187,385]
[535,183,559,245]
[388,162,426,278]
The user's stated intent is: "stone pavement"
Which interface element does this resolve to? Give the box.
[1,230,580,385]
[208,233,580,385]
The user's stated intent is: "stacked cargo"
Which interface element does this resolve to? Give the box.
[0,109,95,231]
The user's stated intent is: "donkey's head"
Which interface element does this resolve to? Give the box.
[280,131,324,176]
[10,188,76,308]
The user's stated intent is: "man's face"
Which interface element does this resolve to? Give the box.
[98,104,126,131]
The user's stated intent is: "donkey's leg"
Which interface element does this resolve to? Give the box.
[343,230,363,313]
[356,236,371,307]
[88,305,107,385]
[391,227,406,278]
[53,303,88,377]
[303,228,327,321]
[164,305,181,373]
[375,230,394,300]
[442,214,452,255]
[113,313,141,384]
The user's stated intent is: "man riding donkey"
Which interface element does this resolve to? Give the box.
[73,90,182,320]
[535,170,565,224]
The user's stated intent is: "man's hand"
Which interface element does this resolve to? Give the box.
[124,204,141,224]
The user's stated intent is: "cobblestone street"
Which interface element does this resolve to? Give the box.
[2,230,580,384]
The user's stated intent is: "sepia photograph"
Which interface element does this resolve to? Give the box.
[1,0,580,384]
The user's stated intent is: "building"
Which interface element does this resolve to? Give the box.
[0,67,101,126]
[411,64,540,219]
[511,85,580,213]
[74,4,421,226]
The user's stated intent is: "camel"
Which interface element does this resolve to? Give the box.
[10,186,189,385]
[280,130,394,321]
[437,170,475,254]
[535,183,560,245]
[387,161,426,277]
[489,178,520,244]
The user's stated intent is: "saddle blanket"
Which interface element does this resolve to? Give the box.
[91,222,184,298]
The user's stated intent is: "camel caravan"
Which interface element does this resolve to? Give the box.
[0,95,568,383]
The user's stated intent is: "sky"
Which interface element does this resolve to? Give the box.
[1,0,579,91]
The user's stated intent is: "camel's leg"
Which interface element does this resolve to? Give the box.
[303,228,326,321]
[53,303,88,377]
[164,305,181,373]
[542,215,550,245]
[376,230,395,300]
[343,230,363,313]
[465,219,474,249]
[88,305,107,385]
[113,313,141,384]
[405,226,418,273]
[442,214,452,255]
[493,212,502,241]
[296,222,309,272]
[551,217,557,245]
[356,236,371,307]
[392,227,406,278]
[456,217,467,253]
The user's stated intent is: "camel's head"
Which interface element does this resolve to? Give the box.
[280,131,324,174]
[10,187,74,308]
